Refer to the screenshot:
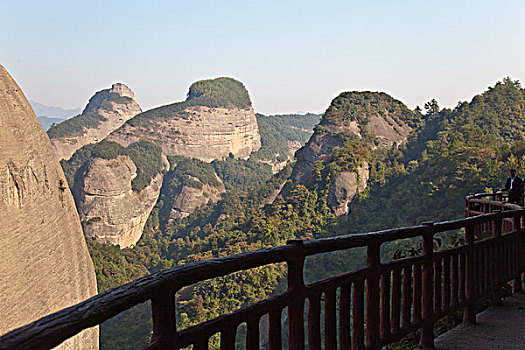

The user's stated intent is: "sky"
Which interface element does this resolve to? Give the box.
[2,0,525,115]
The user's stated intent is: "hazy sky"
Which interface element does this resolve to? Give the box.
[2,0,525,115]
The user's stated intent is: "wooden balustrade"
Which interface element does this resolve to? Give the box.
[1,193,525,350]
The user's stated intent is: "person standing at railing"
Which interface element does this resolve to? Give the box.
[505,168,524,205]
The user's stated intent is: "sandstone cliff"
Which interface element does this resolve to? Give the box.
[290,91,420,216]
[76,156,164,248]
[106,77,261,162]
[0,64,98,348]
[65,140,166,248]
[48,83,141,160]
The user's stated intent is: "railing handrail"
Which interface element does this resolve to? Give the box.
[1,192,524,349]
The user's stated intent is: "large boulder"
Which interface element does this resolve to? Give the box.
[0,64,98,348]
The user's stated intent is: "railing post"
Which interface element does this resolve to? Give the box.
[492,211,503,306]
[463,223,477,324]
[419,223,435,350]
[465,198,470,218]
[147,288,176,349]
[366,240,381,350]
[513,215,524,294]
[286,239,305,350]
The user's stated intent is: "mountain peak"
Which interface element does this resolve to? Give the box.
[110,83,135,99]
[48,83,142,160]
[186,77,251,109]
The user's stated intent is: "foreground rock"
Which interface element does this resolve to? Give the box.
[106,77,261,162]
[48,83,141,160]
[0,64,98,349]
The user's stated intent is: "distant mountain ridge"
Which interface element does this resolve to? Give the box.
[30,100,81,131]
[30,100,82,119]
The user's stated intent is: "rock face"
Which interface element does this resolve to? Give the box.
[0,65,98,348]
[106,77,261,162]
[48,83,142,160]
[291,130,347,184]
[328,164,369,217]
[291,91,420,216]
[169,177,225,221]
[73,152,165,248]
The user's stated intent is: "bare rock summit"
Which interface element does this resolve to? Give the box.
[48,83,142,161]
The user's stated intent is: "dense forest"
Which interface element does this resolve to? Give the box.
[251,113,320,162]
[84,78,525,349]
[322,91,422,129]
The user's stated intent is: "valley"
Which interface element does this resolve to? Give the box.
[38,75,525,349]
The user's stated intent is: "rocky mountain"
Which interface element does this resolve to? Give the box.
[48,83,142,160]
[60,78,266,249]
[0,64,98,349]
[62,140,166,248]
[105,77,261,162]
[290,91,421,216]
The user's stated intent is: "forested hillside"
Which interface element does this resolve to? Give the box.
[88,78,525,349]
[252,113,320,163]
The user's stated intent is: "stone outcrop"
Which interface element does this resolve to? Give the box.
[328,164,369,217]
[291,131,347,184]
[169,176,225,221]
[0,64,98,348]
[106,77,261,162]
[48,83,142,160]
[74,154,165,248]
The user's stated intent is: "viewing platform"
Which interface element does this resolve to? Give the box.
[434,293,525,349]
[1,191,524,349]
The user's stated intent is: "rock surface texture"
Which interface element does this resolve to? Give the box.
[0,65,98,349]
[107,105,261,162]
[74,154,165,248]
[106,77,261,162]
[49,83,141,160]
[328,164,369,217]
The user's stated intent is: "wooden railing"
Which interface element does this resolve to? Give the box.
[1,193,524,350]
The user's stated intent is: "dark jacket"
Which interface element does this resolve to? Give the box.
[505,176,524,199]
